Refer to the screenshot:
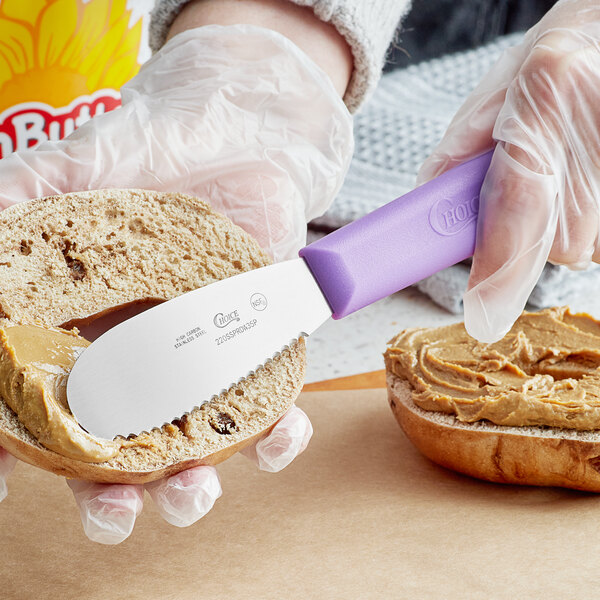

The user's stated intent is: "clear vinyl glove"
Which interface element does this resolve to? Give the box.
[0,25,350,543]
[0,24,353,260]
[63,407,312,544]
[417,0,600,342]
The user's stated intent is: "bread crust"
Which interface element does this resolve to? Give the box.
[0,395,288,485]
[0,190,306,483]
[387,373,600,492]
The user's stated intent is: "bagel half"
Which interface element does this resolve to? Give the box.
[386,373,600,492]
[0,189,305,484]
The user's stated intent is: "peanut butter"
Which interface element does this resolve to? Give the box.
[0,325,121,462]
[385,307,600,430]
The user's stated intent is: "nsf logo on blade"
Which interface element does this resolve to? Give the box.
[250,293,267,311]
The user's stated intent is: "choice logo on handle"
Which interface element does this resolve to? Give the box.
[429,195,479,236]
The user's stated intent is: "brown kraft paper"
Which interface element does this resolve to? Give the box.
[1,389,600,599]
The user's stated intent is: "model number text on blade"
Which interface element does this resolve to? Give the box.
[174,326,207,350]
[215,318,258,346]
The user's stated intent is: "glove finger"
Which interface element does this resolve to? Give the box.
[417,39,534,185]
[489,31,600,271]
[67,479,144,545]
[464,144,558,342]
[543,42,600,269]
[0,448,17,503]
[241,406,313,473]
[548,177,598,270]
[145,465,222,528]
[416,87,505,185]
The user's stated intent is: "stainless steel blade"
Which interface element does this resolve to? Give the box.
[66,258,332,440]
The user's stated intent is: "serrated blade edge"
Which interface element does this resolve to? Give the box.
[67,259,331,439]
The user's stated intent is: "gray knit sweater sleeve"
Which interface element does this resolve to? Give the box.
[150,0,410,112]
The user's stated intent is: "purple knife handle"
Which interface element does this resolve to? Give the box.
[299,150,493,319]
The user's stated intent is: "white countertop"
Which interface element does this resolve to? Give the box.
[304,287,600,383]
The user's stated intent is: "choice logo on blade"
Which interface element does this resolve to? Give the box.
[213,310,241,328]
[429,195,479,236]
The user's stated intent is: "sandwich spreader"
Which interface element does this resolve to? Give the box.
[67,150,494,439]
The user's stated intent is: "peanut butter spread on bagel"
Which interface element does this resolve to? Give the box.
[385,307,600,430]
[0,326,121,462]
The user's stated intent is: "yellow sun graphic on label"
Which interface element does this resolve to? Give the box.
[0,0,144,157]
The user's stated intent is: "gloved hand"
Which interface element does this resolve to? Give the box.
[0,24,352,260]
[0,24,351,543]
[417,0,600,342]
[1,406,312,544]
